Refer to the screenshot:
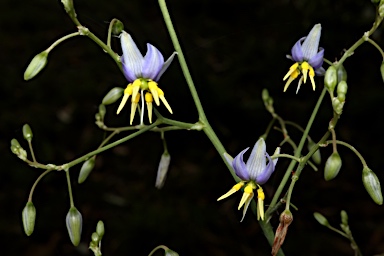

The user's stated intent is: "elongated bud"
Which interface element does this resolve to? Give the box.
[112,19,124,35]
[337,81,348,102]
[22,202,36,236]
[78,157,96,184]
[308,140,321,165]
[24,51,48,81]
[11,138,21,154]
[324,66,337,93]
[362,167,383,205]
[102,87,124,105]
[324,152,342,181]
[164,247,180,256]
[22,124,33,142]
[332,97,344,115]
[272,210,293,256]
[313,212,329,226]
[91,232,100,243]
[98,104,106,120]
[337,64,348,82]
[155,153,171,189]
[340,210,348,225]
[262,89,270,102]
[66,207,83,246]
[96,220,105,239]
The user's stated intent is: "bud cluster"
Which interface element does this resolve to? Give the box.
[10,139,27,161]
[262,89,274,113]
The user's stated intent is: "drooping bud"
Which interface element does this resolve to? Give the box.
[22,202,36,236]
[313,212,329,226]
[98,104,106,120]
[96,220,105,239]
[337,64,347,82]
[324,152,342,181]
[308,140,321,165]
[379,1,384,17]
[66,207,83,246]
[24,51,48,81]
[332,97,345,115]
[272,210,293,256]
[112,19,124,36]
[164,247,180,256]
[155,153,171,189]
[22,124,33,142]
[362,167,383,205]
[78,157,96,184]
[324,66,337,93]
[102,87,124,105]
[336,81,348,102]
[340,210,348,225]
[10,138,27,160]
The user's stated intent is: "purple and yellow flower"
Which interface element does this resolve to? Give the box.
[117,31,177,124]
[218,138,280,221]
[283,24,325,94]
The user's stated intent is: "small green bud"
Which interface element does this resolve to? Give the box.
[78,157,96,184]
[308,140,321,165]
[96,220,105,239]
[112,20,124,35]
[24,51,48,81]
[362,167,383,205]
[380,61,384,83]
[324,66,338,93]
[324,152,342,181]
[340,210,348,225]
[337,81,348,102]
[98,104,106,120]
[22,202,36,236]
[66,207,83,246]
[164,248,180,256]
[91,232,100,243]
[337,64,347,82]
[332,97,345,115]
[22,124,33,142]
[155,153,171,189]
[102,87,124,105]
[11,139,21,154]
[262,89,270,102]
[313,212,329,226]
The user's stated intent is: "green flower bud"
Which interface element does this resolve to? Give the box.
[91,232,100,243]
[66,207,83,246]
[96,220,105,239]
[362,167,383,205]
[380,61,384,83]
[98,104,106,120]
[324,152,342,181]
[340,210,348,225]
[78,157,96,184]
[155,153,171,189]
[11,138,21,154]
[324,66,337,93]
[164,248,180,256]
[337,81,348,102]
[22,202,36,236]
[337,64,347,82]
[112,20,124,35]
[102,87,124,105]
[24,51,48,81]
[313,212,329,226]
[262,89,270,102]
[22,124,33,142]
[332,97,344,115]
[308,140,321,165]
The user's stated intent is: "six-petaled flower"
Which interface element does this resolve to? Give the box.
[117,31,177,124]
[218,138,280,222]
[283,24,325,94]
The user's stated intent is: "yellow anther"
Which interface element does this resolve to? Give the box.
[124,84,133,95]
[309,66,316,90]
[238,184,254,210]
[145,92,153,123]
[148,81,160,106]
[217,182,244,201]
[301,61,310,84]
[257,188,265,220]
[257,188,265,200]
[129,93,141,125]
[283,62,299,81]
[131,79,141,102]
[157,88,173,114]
[283,69,300,92]
[117,84,134,114]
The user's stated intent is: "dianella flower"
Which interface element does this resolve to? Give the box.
[218,138,280,221]
[283,24,325,94]
[117,31,177,124]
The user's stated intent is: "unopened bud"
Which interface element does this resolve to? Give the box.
[155,153,171,189]
[340,210,348,225]
[308,140,321,165]
[262,89,270,102]
[332,97,345,115]
[337,64,348,82]
[112,20,124,35]
[324,66,337,93]
[11,139,21,154]
[24,51,48,81]
[78,157,96,184]
[91,232,100,243]
[22,124,33,142]
[66,207,83,246]
[337,81,348,102]
[22,202,36,236]
[96,220,105,239]
[164,247,180,256]
[102,87,124,105]
[313,212,329,226]
[99,104,106,120]
[362,167,383,205]
[324,152,342,181]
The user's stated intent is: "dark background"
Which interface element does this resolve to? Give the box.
[2,0,384,255]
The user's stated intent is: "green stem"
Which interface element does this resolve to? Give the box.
[46,32,81,53]
[27,140,37,163]
[271,154,301,163]
[107,18,120,48]
[148,245,167,256]
[323,140,367,167]
[366,38,384,59]
[65,170,75,208]
[28,169,54,201]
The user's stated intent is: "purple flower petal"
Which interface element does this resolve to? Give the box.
[315,66,325,76]
[232,148,250,180]
[255,152,275,184]
[120,31,144,82]
[301,24,321,60]
[291,37,305,62]
[308,48,324,69]
[246,138,267,181]
[142,44,164,80]
[155,52,177,81]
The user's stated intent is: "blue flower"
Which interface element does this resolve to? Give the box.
[283,24,325,94]
[218,138,280,221]
[116,31,177,124]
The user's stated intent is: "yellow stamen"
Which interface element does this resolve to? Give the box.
[148,81,160,106]
[301,61,310,84]
[145,92,153,123]
[157,88,173,114]
[217,182,244,201]
[129,93,140,125]
[238,184,254,210]
[283,69,300,92]
[309,66,316,90]
[257,188,265,220]
[283,62,299,81]
[116,84,133,115]
[131,79,141,103]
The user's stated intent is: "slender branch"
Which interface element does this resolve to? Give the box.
[28,169,54,201]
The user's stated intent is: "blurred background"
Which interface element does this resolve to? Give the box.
[2,0,384,255]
